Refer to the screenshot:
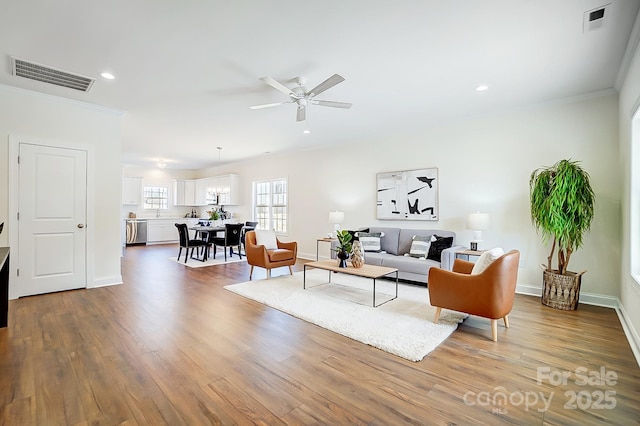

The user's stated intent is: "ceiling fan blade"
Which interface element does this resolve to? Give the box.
[249,101,291,110]
[312,100,352,109]
[296,104,306,122]
[260,76,293,96]
[307,74,345,97]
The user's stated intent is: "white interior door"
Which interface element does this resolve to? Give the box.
[18,143,87,296]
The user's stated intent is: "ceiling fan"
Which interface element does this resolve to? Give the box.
[250,73,352,122]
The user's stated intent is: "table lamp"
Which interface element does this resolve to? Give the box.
[328,211,344,238]
[467,212,490,251]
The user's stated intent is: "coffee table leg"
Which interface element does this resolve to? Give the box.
[373,278,376,307]
[395,271,398,298]
[303,264,306,289]
[328,270,332,283]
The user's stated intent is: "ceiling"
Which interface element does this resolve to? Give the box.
[1,1,639,170]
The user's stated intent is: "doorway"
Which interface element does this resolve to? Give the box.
[10,140,89,297]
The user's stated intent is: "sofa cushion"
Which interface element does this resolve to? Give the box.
[369,227,401,255]
[362,251,385,266]
[267,248,294,262]
[380,254,440,275]
[358,232,384,252]
[427,235,454,261]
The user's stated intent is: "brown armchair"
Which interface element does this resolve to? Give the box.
[245,230,297,280]
[427,250,520,342]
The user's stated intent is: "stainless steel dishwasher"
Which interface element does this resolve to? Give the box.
[125,219,148,246]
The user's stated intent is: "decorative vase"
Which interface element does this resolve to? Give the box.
[351,240,364,268]
[337,249,349,268]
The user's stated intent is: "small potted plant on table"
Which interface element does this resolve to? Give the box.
[334,229,352,268]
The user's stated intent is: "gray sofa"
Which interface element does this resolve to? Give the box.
[334,227,462,284]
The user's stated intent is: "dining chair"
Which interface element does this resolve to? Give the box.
[175,223,209,263]
[209,223,244,261]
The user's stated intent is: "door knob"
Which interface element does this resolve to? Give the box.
[77,224,85,228]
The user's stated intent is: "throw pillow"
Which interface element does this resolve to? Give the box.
[255,229,278,250]
[358,232,384,252]
[409,235,431,258]
[427,235,454,261]
[347,228,369,241]
[471,247,505,275]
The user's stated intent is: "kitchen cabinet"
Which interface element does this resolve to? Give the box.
[122,177,142,205]
[220,174,239,205]
[174,180,197,206]
[202,174,239,206]
[147,219,199,243]
[195,178,209,206]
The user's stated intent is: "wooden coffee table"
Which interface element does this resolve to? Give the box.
[303,259,398,307]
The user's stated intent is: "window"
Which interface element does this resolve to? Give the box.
[253,178,288,233]
[631,108,640,285]
[143,186,168,209]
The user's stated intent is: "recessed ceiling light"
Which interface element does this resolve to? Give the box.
[303,129,311,134]
[100,72,115,80]
[476,85,488,92]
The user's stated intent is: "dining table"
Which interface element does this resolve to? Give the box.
[188,225,225,261]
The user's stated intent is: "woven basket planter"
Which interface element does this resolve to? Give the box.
[541,269,586,311]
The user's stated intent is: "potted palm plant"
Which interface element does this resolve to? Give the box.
[529,159,595,310]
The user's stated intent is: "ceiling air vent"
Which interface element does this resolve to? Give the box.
[583,3,611,33]
[11,56,95,92]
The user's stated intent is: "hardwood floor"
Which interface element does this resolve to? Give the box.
[1,243,639,425]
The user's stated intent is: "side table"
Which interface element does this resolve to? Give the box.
[316,238,337,260]
[455,249,485,261]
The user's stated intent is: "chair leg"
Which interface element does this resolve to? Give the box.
[249,265,254,280]
[267,269,271,280]
[503,315,510,328]
[433,307,442,324]
[288,265,293,275]
[177,247,182,261]
[491,319,498,342]
[224,246,227,262]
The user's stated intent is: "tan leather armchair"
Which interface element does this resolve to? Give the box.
[428,250,520,342]
[245,230,297,280]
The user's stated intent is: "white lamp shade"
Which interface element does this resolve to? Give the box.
[328,211,344,224]
[467,212,490,231]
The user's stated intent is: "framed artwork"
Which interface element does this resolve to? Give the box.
[376,168,438,220]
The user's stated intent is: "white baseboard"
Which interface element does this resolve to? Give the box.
[516,284,618,308]
[615,303,640,368]
[89,275,123,289]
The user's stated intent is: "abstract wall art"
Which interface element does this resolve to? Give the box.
[376,168,438,220]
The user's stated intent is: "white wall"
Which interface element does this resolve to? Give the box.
[618,29,640,357]
[0,84,123,291]
[201,94,620,298]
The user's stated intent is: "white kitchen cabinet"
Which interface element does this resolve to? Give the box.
[174,180,197,206]
[194,178,210,206]
[147,219,183,243]
[122,177,142,205]
[218,174,239,205]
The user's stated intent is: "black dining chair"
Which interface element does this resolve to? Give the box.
[175,223,208,263]
[241,221,258,254]
[209,223,244,261]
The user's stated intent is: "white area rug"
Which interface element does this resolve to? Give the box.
[224,269,466,361]
[168,252,245,268]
